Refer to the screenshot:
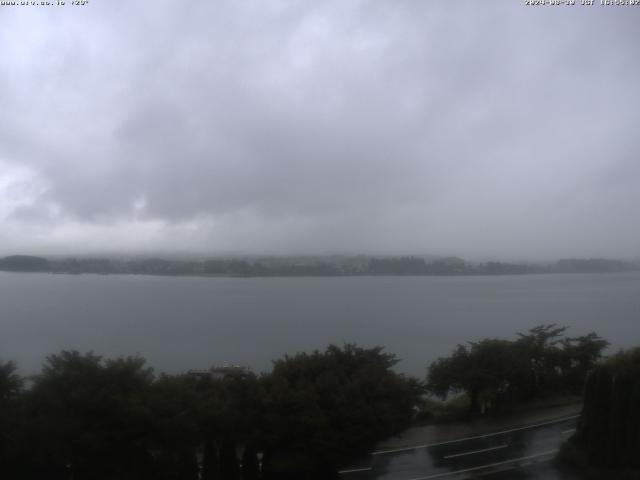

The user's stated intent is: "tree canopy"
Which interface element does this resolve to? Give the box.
[0,344,421,480]
[572,348,640,470]
[261,344,422,478]
[426,325,608,414]
[0,332,612,478]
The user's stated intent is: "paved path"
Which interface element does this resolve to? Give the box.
[339,411,580,480]
[377,403,581,451]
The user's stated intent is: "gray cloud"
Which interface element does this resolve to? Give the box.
[0,0,639,258]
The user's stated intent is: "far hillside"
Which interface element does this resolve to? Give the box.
[0,254,638,277]
[0,255,49,272]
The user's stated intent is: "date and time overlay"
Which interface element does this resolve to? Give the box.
[2,0,640,7]
[526,0,639,5]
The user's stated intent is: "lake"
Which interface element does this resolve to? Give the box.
[1,271,639,378]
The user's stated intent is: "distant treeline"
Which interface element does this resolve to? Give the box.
[0,254,638,277]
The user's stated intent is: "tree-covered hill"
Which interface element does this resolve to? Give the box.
[0,254,637,277]
[0,255,49,272]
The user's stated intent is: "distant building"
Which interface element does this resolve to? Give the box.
[188,363,250,380]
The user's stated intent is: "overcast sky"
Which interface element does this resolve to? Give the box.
[1,0,639,260]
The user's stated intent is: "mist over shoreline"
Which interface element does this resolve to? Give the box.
[1,253,638,277]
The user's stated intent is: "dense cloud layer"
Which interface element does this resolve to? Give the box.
[1,0,639,259]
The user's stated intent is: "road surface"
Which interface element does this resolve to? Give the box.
[339,415,579,480]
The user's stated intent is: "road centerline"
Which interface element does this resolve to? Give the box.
[337,467,373,474]
[443,443,508,459]
[407,449,559,480]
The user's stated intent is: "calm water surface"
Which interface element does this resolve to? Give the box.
[1,272,639,377]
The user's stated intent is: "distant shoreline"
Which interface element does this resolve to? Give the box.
[1,254,638,278]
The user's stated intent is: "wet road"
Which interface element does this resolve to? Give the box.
[340,415,578,480]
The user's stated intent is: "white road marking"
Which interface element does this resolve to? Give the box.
[443,444,508,459]
[407,449,558,480]
[338,467,373,474]
[372,415,579,455]
[561,429,576,435]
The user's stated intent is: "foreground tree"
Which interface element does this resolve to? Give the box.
[201,436,219,480]
[147,374,205,480]
[427,325,608,414]
[558,333,610,391]
[0,361,24,478]
[570,348,640,470]
[24,351,156,480]
[241,444,261,480]
[0,361,22,401]
[261,344,423,479]
[427,339,528,413]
